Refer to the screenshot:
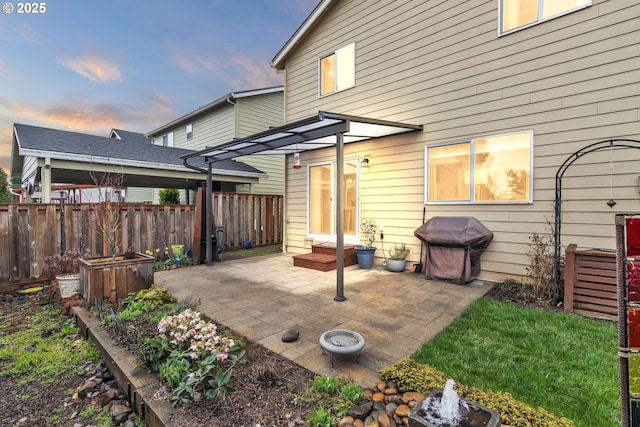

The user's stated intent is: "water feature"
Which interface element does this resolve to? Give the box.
[408,379,501,427]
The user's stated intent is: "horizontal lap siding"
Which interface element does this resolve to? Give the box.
[281,0,640,281]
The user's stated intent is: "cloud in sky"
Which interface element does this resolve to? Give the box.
[171,45,282,91]
[18,25,43,45]
[228,52,283,90]
[59,56,123,83]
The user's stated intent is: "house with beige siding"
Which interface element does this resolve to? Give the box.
[146,86,285,202]
[262,0,640,283]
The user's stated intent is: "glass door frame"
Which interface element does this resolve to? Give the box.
[307,158,361,243]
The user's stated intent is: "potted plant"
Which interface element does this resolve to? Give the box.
[355,218,377,269]
[385,243,410,272]
[44,248,90,298]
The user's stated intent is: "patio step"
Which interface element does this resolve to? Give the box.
[293,243,359,271]
[293,253,338,271]
[311,243,358,267]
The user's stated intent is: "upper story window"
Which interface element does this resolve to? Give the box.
[186,124,193,140]
[425,130,533,204]
[319,42,355,97]
[162,132,174,147]
[500,0,590,35]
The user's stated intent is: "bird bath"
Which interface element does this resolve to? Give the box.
[408,379,501,427]
[319,329,365,367]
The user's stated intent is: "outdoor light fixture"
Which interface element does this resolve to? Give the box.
[361,158,370,168]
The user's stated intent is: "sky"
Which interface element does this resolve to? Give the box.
[0,0,319,176]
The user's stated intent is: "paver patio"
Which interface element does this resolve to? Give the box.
[154,253,493,387]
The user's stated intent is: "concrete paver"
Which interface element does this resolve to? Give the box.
[154,253,493,387]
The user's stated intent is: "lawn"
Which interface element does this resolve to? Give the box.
[412,298,620,427]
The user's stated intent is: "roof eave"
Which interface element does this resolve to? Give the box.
[145,86,284,137]
[270,0,334,70]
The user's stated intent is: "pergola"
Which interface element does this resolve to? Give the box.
[182,111,422,301]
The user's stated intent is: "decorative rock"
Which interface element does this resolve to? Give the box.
[281,329,299,342]
[394,404,411,418]
[339,416,355,427]
[401,391,425,405]
[372,392,385,402]
[347,401,373,420]
[376,380,387,391]
[363,388,374,398]
[385,402,398,414]
[376,412,394,427]
[384,387,398,395]
[354,420,365,427]
[365,421,379,427]
[373,401,386,412]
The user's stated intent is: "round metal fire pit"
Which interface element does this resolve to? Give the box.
[319,329,365,367]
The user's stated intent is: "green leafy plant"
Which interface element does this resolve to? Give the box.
[152,309,245,407]
[159,188,180,205]
[339,380,362,404]
[313,375,340,395]
[306,407,336,427]
[387,243,409,260]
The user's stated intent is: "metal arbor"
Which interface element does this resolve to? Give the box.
[553,139,640,302]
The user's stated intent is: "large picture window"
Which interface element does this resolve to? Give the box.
[500,0,590,34]
[308,160,359,237]
[426,131,533,204]
[319,43,355,97]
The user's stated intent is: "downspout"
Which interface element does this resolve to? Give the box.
[9,187,22,202]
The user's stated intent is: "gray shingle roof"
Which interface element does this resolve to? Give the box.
[14,123,264,175]
[110,129,151,144]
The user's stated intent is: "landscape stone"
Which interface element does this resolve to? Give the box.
[281,329,299,342]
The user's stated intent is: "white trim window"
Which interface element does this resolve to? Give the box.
[308,159,360,239]
[319,43,355,97]
[162,132,174,147]
[499,0,590,35]
[186,124,193,141]
[425,130,533,204]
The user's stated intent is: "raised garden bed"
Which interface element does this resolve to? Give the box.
[79,253,154,304]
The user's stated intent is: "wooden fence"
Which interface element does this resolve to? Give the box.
[212,193,283,248]
[564,244,617,321]
[0,193,283,284]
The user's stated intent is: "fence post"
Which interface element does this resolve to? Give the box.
[564,243,577,313]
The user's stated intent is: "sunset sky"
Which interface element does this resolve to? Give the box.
[0,0,319,176]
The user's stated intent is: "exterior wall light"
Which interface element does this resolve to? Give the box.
[361,158,370,168]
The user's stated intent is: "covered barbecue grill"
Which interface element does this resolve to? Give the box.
[414,216,493,285]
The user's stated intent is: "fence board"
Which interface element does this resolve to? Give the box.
[0,194,282,284]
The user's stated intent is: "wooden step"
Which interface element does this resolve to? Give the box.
[312,243,358,266]
[293,253,337,272]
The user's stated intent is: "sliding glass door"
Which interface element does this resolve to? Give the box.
[308,160,359,238]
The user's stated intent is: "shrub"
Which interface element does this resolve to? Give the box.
[159,188,180,205]
[153,309,245,407]
[44,248,91,276]
[379,358,574,427]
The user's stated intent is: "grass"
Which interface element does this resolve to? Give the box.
[219,243,282,260]
[0,304,101,384]
[412,298,620,427]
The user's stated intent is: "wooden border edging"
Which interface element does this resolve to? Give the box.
[72,306,173,427]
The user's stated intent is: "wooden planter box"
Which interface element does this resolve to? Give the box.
[564,244,617,321]
[79,253,154,304]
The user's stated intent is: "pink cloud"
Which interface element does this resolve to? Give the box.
[59,56,123,82]
[228,54,283,90]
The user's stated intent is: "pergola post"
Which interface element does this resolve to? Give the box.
[206,160,213,266]
[335,129,346,302]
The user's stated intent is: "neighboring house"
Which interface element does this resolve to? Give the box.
[108,128,153,202]
[146,86,285,201]
[9,123,266,203]
[261,0,640,282]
